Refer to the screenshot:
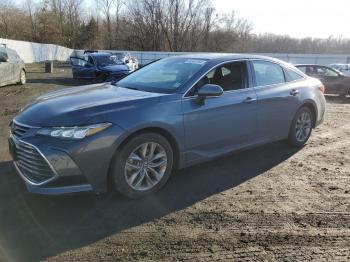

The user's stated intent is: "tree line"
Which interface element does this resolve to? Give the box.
[1,0,350,54]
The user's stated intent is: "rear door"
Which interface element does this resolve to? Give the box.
[251,60,301,142]
[7,49,21,83]
[0,49,11,86]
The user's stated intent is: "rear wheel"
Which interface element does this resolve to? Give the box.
[111,133,174,199]
[288,107,313,146]
[19,70,26,85]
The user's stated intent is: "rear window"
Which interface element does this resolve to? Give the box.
[252,60,285,86]
[0,48,8,61]
[285,68,304,82]
[296,66,307,73]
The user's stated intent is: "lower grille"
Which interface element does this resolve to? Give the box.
[14,141,56,184]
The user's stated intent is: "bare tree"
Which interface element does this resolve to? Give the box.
[96,0,115,49]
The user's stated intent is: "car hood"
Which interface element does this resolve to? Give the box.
[14,83,166,127]
[98,64,129,72]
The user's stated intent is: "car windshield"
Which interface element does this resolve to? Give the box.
[115,58,208,93]
[113,52,128,59]
[94,55,124,66]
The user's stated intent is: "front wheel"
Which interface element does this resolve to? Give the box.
[111,133,174,199]
[288,107,313,146]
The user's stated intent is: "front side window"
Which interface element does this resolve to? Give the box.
[190,61,248,95]
[71,57,89,66]
[116,58,207,94]
[252,60,285,86]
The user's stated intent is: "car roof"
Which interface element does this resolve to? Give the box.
[295,64,330,67]
[88,52,112,57]
[164,53,294,67]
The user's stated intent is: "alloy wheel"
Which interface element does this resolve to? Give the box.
[124,142,168,191]
[295,111,312,142]
[20,71,26,84]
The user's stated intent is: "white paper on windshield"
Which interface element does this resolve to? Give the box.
[184,59,207,65]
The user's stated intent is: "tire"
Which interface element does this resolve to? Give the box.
[288,106,313,146]
[111,132,174,199]
[19,70,26,85]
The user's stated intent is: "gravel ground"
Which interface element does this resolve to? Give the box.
[0,64,349,262]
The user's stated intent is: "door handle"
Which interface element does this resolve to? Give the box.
[243,97,257,104]
[290,89,299,96]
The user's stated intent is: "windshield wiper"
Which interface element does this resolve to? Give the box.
[123,86,140,91]
[111,83,140,91]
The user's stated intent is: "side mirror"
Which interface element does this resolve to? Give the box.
[84,63,93,68]
[0,57,8,63]
[125,59,129,64]
[195,84,223,104]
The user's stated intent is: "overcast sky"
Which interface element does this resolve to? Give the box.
[214,0,350,38]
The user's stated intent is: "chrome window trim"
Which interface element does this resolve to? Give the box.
[11,135,59,186]
[182,59,249,98]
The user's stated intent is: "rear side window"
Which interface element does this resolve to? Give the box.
[252,60,285,86]
[0,48,8,61]
[285,68,304,82]
[7,50,16,61]
[297,66,307,73]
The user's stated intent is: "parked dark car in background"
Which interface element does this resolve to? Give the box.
[0,45,26,87]
[110,51,139,71]
[9,54,326,199]
[295,64,350,96]
[329,63,350,76]
[70,52,130,82]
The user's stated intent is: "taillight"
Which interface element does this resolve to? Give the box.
[318,83,325,93]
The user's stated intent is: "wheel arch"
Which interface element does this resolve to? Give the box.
[301,100,318,127]
[106,126,181,191]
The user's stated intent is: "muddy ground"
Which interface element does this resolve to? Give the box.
[0,64,349,261]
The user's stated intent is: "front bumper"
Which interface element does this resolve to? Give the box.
[8,123,125,195]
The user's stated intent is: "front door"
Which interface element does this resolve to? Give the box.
[182,61,258,164]
[70,57,95,79]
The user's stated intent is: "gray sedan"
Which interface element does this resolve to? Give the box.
[0,46,26,87]
[9,54,326,198]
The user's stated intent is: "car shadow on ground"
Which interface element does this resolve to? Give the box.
[0,141,301,262]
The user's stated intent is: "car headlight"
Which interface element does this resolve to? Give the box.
[36,123,112,139]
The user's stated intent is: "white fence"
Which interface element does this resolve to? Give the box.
[128,51,350,66]
[0,38,74,63]
[2,38,350,66]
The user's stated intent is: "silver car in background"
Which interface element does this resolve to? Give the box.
[0,46,26,87]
